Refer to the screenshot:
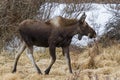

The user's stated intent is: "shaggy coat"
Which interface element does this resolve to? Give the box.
[12,13,96,74]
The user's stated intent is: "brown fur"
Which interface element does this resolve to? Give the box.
[12,13,96,74]
[45,16,78,27]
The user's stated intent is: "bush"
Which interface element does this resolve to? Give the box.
[0,0,44,51]
[99,4,120,47]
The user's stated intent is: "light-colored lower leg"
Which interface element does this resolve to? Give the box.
[26,47,42,74]
[12,42,26,73]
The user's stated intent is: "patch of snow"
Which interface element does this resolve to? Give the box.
[38,3,115,46]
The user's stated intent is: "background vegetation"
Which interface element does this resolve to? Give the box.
[0,0,120,79]
[0,0,44,51]
[0,0,120,51]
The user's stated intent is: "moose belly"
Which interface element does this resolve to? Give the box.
[55,37,72,47]
[20,32,49,47]
[30,36,49,47]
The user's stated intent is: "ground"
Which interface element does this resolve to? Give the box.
[0,43,120,80]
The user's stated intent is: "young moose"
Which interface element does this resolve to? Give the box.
[12,13,96,74]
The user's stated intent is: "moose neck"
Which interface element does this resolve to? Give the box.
[63,24,79,38]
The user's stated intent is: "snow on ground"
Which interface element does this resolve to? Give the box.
[49,3,113,35]
[6,3,114,51]
[72,4,113,46]
[44,3,113,46]
[39,3,113,46]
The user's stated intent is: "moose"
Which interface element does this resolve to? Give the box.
[12,12,96,74]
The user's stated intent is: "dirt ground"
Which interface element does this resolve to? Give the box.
[0,44,120,80]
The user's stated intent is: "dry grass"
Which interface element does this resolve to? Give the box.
[0,43,120,80]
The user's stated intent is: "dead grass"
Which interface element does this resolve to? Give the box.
[0,43,120,80]
[1,73,22,80]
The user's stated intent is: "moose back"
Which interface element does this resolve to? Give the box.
[12,13,96,74]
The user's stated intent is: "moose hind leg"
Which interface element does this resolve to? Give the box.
[26,46,42,74]
[12,42,26,73]
[45,46,56,74]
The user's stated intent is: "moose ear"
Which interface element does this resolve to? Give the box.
[79,12,87,23]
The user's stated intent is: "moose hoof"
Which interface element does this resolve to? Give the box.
[44,69,50,75]
[37,71,43,75]
[12,69,16,73]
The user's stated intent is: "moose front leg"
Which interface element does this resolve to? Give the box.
[45,45,56,74]
[62,46,72,73]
